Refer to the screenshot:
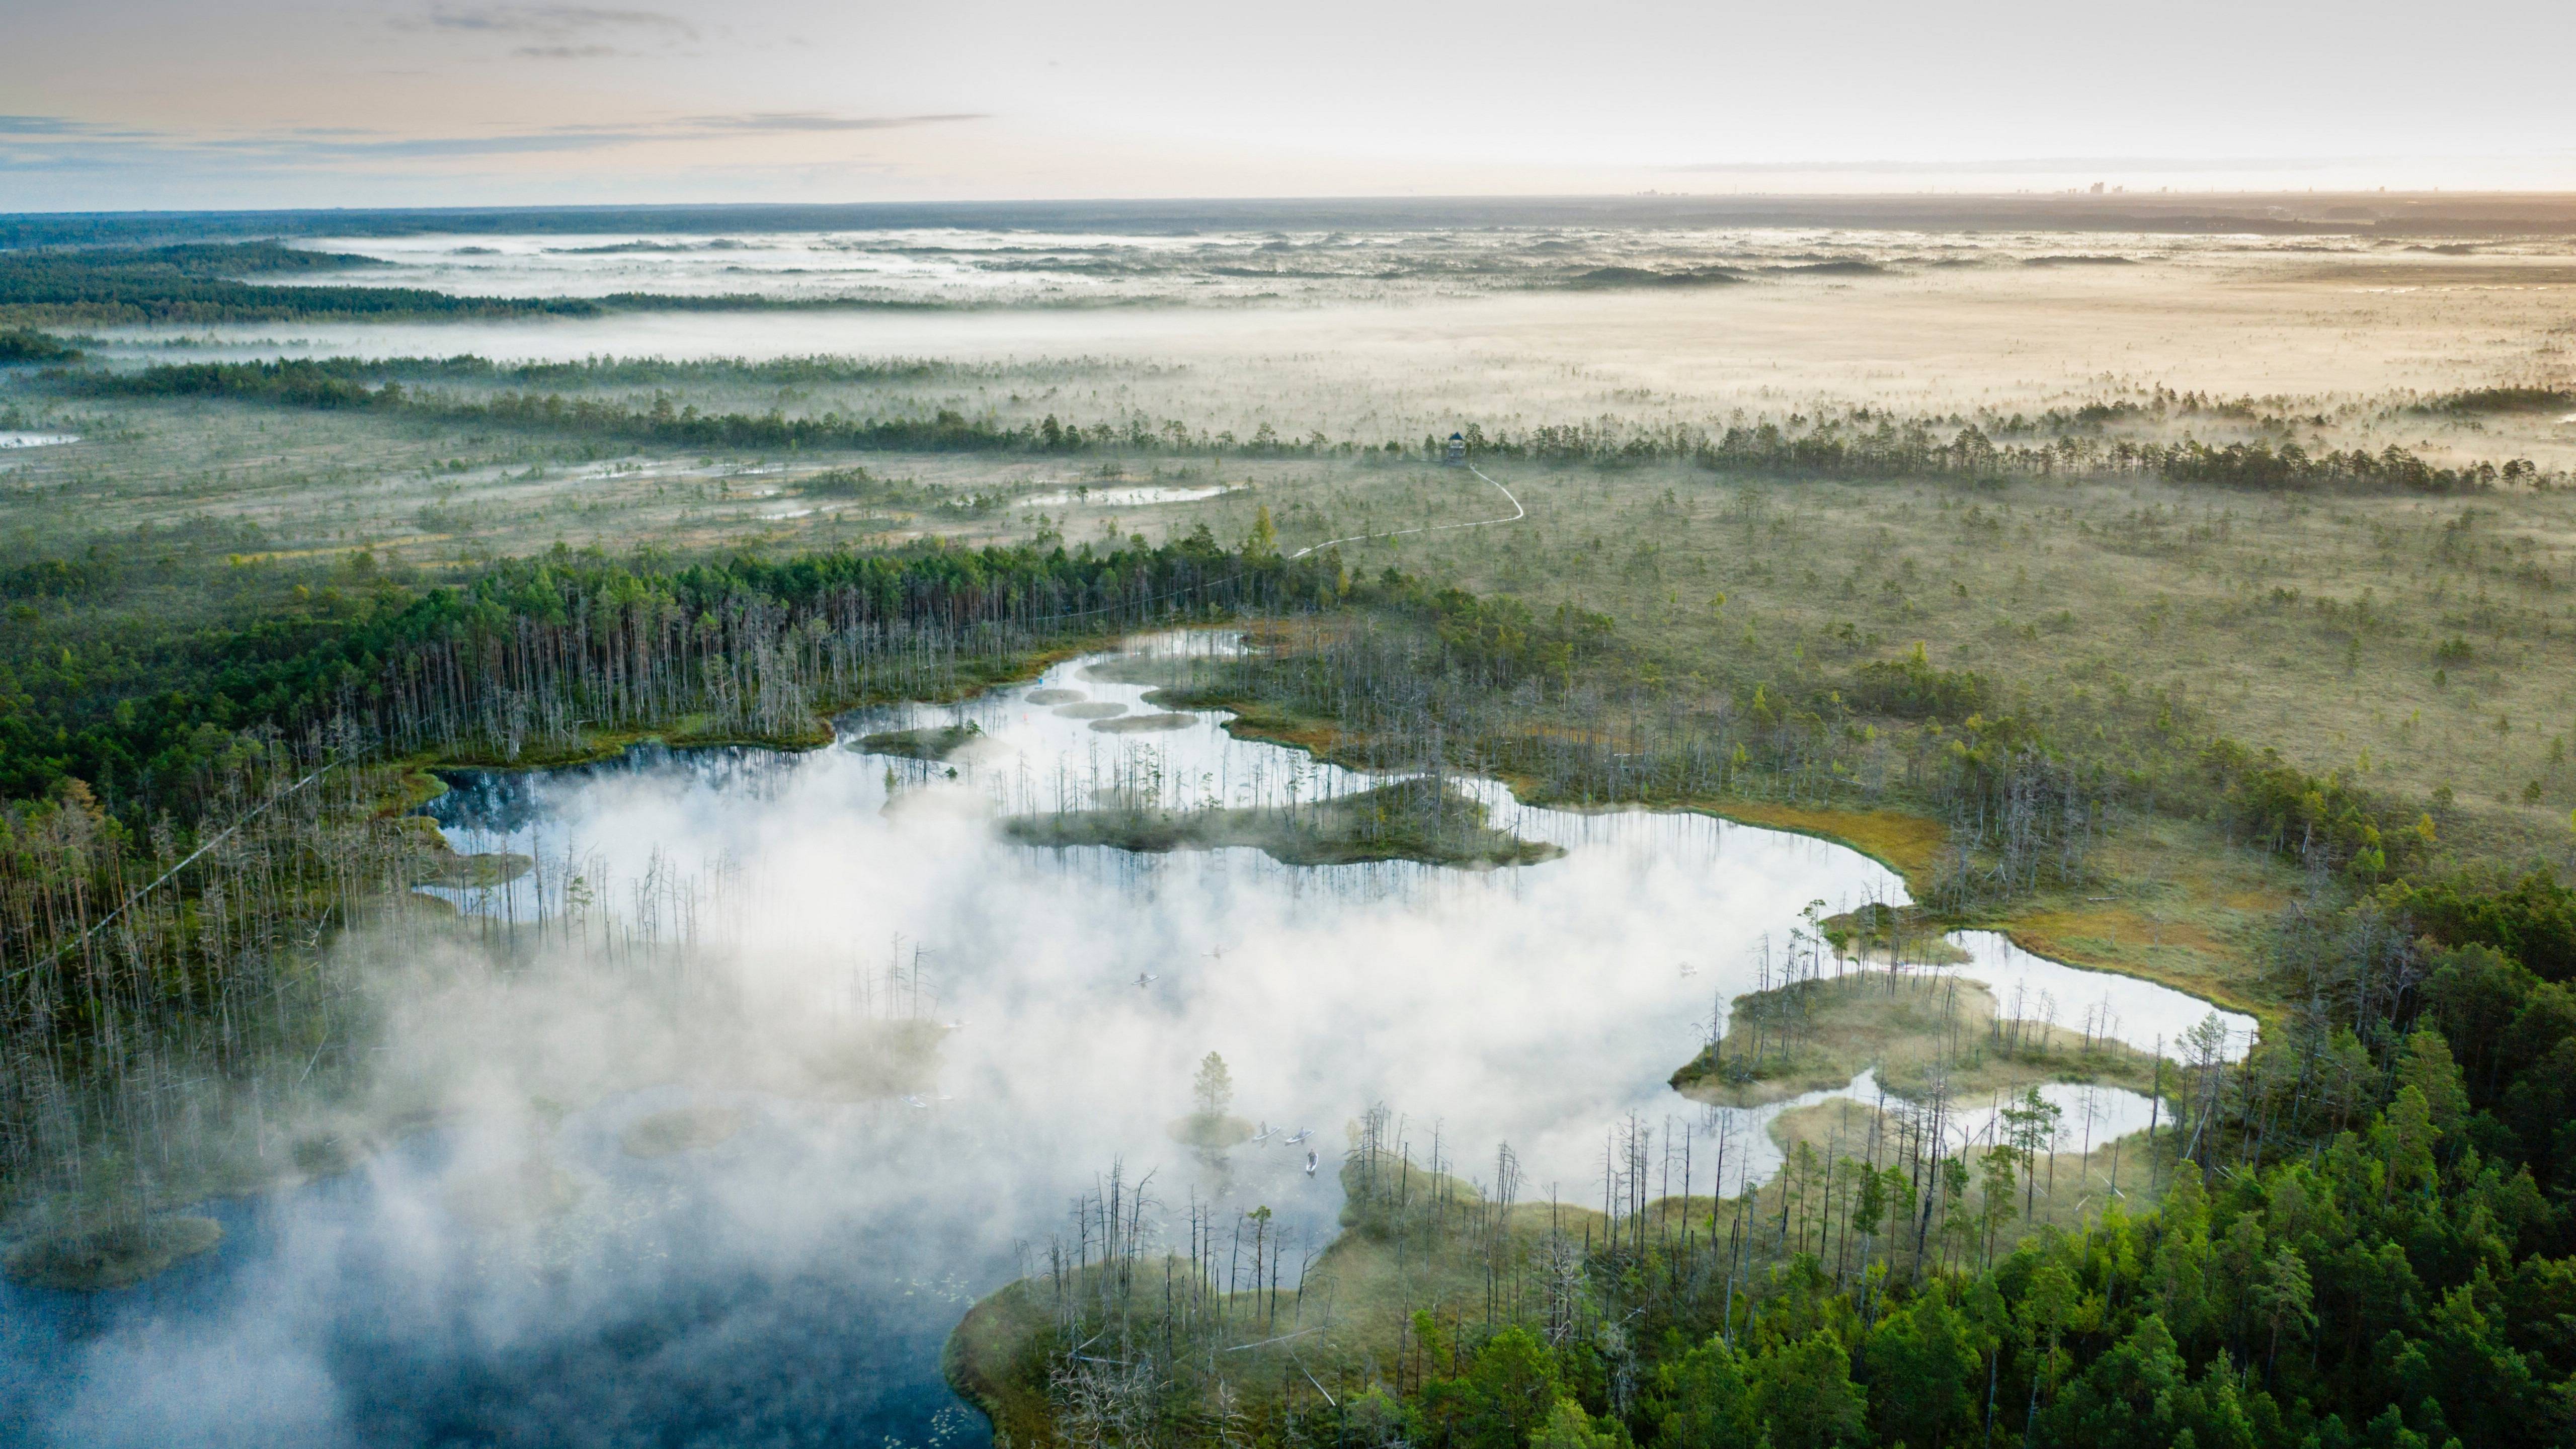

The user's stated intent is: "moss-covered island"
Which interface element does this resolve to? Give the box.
[1671,971,2169,1106]
[1004,777,1562,868]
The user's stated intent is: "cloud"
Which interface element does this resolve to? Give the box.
[688,113,990,134]
[264,115,986,157]
[0,114,154,139]
[1668,155,2340,175]
[416,5,699,41]
[514,44,633,60]
[0,112,989,176]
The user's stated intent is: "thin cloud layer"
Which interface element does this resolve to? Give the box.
[1670,155,2345,176]
[413,5,702,42]
[5,0,2574,207]
[695,113,991,134]
[0,112,988,172]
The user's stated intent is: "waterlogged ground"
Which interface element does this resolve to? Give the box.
[85,221,2576,441]
[0,635,2250,1448]
[255,225,2576,312]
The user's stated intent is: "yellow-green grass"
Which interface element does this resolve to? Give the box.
[946,1167,1620,1448]
[1673,974,2167,1108]
[1348,465,2576,873]
[1691,800,1952,882]
[1994,814,2302,1021]
[1819,903,1973,967]
[1764,1096,2166,1243]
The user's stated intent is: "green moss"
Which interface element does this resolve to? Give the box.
[1672,972,2167,1107]
[1819,902,1970,965]
[412,850,535,890]
[4,1214,223,1292]
[1004,779,1561,868]
[855,722,986,761]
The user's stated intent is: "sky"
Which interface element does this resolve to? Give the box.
[5,0,2575,211]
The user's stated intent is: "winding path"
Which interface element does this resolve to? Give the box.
[1289,461,1526,559]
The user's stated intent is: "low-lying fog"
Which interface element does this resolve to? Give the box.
[103,223,2576,428]
[1,636,2249,1448]
[262,226,2568,311]
[269,226,2203,305]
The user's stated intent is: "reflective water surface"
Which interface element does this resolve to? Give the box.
[0,636,2249,1448]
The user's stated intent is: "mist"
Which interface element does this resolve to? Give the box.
[0,637,2242,1446]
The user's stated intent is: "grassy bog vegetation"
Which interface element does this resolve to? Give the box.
[6,210,2576,1444]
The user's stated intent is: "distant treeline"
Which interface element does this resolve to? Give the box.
[0,327,82,364]
[1488,417,2547,493]
[58,356,1192,452]
[0,527,1340,818]
[16,194,2575,253]
[363,353,1017,386]
[52,356,2557,495]
[2409,386,2576,415]
[145,351,1092,388]
[0,243,604,326]
[0,244,989,326]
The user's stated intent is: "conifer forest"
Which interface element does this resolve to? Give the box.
[4,192,2576,1448]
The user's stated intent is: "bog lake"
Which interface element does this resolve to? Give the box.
[0,634,2250,1447]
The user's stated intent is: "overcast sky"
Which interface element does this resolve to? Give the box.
[6,0,2573,211]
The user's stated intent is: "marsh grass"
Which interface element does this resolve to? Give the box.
[1317,462,2576,869]
[1760,1097,2160,1241]
[11,230,2576,1349]
[1818,903,1970,967]
[855,722,987,761]
[949,1147,1606,1449]
[1003,779,1563,869]
[955,1104,2174,1447]
[1672,974,2166,1107]
[21,345,2569,891]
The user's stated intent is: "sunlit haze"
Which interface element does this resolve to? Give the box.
[7,9,2576,1446]
[7,0,2576,207]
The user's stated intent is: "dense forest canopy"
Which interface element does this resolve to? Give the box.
[5,478,2575,1449]
[0,244,958,326]
[6,205,2576,1447]
[0,243,604,326]
[0,528,1343,815]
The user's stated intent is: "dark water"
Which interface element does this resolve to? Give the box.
[3,1112,997,1449]
[0,643,2241,1447]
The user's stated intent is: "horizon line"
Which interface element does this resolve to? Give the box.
[10,186,2576,223]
